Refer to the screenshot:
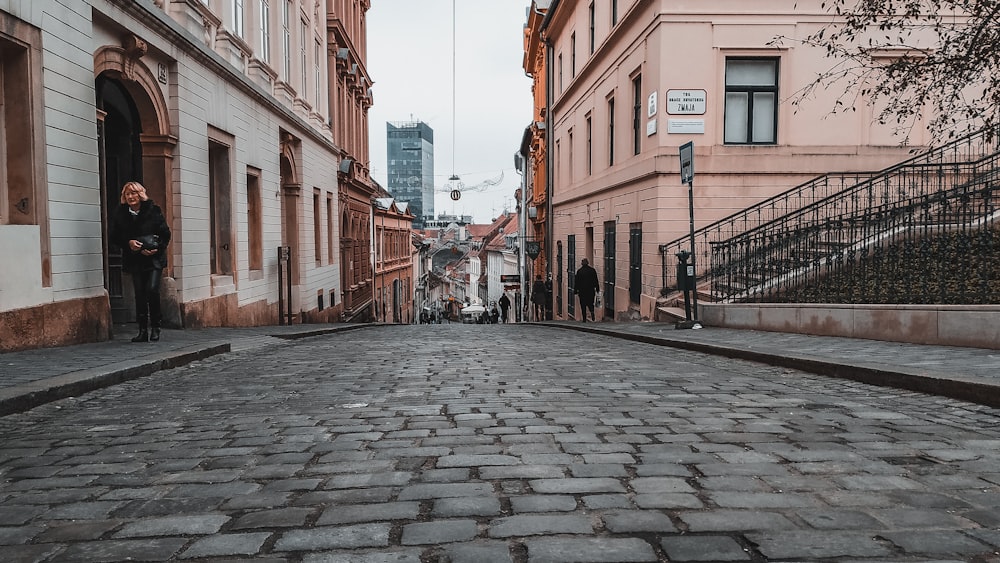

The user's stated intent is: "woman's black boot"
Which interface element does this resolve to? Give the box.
[131,317,149,343]
[149,327,161,342]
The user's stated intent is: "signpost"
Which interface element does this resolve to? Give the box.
[677,142,699,327]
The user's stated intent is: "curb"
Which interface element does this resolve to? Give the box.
[0,343,229,417]
[547,323,1000,409]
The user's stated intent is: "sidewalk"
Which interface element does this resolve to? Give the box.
[0,323,372,416]
[2,320,998,416]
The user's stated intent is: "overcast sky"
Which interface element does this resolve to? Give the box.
[366,0,534,224]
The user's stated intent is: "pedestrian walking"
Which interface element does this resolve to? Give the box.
[531,275,547,321]
[498,292,511,323]
[490,306,500,324]
[574,258,600,322]
[110,181,171,342]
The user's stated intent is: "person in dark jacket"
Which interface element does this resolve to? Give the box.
[498,292,511,323]
[109,181,171,342]
[574,258,600,322]
[530,275,546,321]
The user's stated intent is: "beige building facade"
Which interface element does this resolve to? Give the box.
[536,0,933,322]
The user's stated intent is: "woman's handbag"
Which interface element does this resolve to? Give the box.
[137,234,160,251]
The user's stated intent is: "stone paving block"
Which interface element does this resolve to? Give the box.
[433,496,502,517]
[835,474,924,490]
[401,519,478,545]
[489,514,593,537]
[630,477,696,494]
[746,530,895,559]
[0,505,46,525]
[510,495,577,513]
[603,510,677,533]
[708,491,822,509]
[794,508,882,529]
[419,468,470,482]
[397,482,494,500]
[569,463,628,478]
[221,492,293,510]
[55,538,189,562]
[0,524,43,544]
[0,545,63,562]
[179,532,272,558]
[440,540,514,563]
[317,501,421,525]
[231,507,315,529]
[880,529,997,556]
[324,472,413,489]
[261,478,324,492]
[113,514,230,537]
[274,523,391,551]
[372,446,452,459]
[297,487,395,505]
[679,509,797,532]
[660,535,751,561]
[525,537,658,562]
[581,453,636,464]
[479,465,565,480]
[437,454,520,467]
[695,462,791,477]
[528,477,625,494]
[34,517,119,543]
[303,549,425,562]
[582,494,633,509]
[867,507,979,528]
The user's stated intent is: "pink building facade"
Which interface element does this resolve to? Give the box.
[538,1,933,322]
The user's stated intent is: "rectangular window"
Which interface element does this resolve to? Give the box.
[232,0,245,37]
[246,169,263,271]
[588,2,595,54]
[632,74,642,155]
[567,130,574,183]
[724,58,778,144]
[558,53,563,92]
[314,37,321,104]
[258,0,270,62]
[608,96,615,166]
[570,33,576,77]
[612,0,618,26]
[0,17,49,284]
[313,188,322,264]
[300,19,308,96]
[282,0,291,82]
[327,193,335,264]
[585,114,592,175]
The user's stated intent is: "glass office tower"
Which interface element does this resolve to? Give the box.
[386,121,434,228]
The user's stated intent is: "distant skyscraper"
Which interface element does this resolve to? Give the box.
[386,121,434,228]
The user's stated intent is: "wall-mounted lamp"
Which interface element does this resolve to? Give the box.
[528,206,538,219]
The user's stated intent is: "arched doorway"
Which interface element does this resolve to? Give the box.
[95,40,176,325]
[97,76,142,322]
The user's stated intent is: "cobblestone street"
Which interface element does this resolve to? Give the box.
[1,324,999,562]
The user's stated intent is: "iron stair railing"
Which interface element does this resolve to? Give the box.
[710,155,1000,304]
[658,126,1000,302]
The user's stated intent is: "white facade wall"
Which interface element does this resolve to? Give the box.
[0,0,104,312]
[1,0,346,349]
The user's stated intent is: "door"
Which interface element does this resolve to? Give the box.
[566,235,575,317]
[603,221,616,317]
[96,76,143,323]
[629,224,642,304]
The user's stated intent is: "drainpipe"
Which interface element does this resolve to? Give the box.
[541,0,559,321]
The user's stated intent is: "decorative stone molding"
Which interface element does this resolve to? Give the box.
[122,34,148,81]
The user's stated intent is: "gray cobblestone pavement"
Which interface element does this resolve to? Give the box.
[0,323,998,561]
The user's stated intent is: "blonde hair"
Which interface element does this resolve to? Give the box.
[120,181,149,204]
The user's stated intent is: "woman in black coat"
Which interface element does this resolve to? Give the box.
[109,181,171,342]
